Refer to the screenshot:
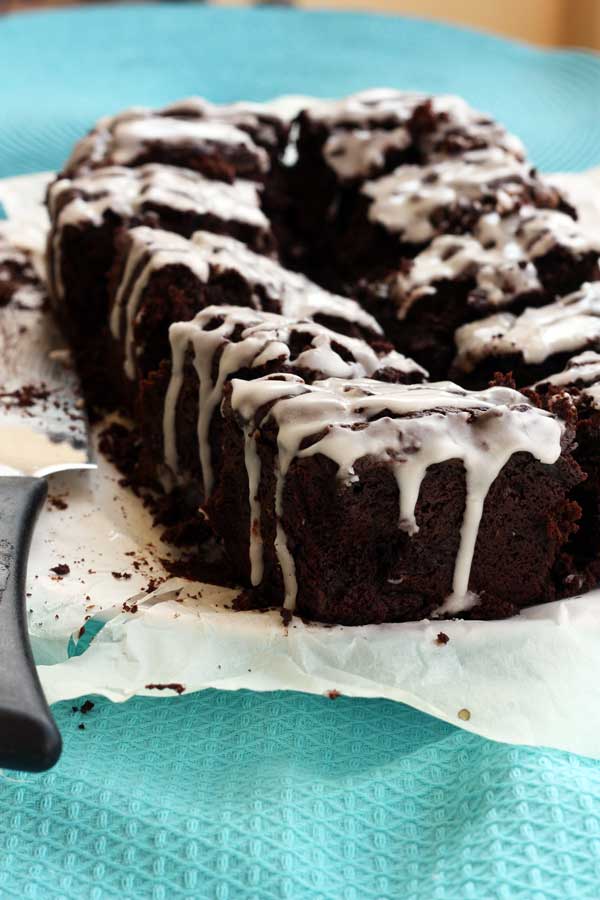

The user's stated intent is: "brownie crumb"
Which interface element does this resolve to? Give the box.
[78,723,86,731]
[327,689,341,700]
[436,632,449,645]
[48,495,68,511]
[145,682,186,695]
[50,563,70,576]
[122,600,139,614]
[112,571,132,580]
[80,700,95,715]
[280,608,293,627]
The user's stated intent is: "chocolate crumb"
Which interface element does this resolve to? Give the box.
[78,723,86,731]
[80,700,94,715]
[112,571,132,580]
[48,495,68,511]
[50,563,70,576]
[327,689,341,700]
[145,683,186,695]
[436,631,449,645]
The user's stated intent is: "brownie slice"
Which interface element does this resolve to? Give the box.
[46,164,275,341]
[207,375,584,623]
[452,281,600,389]
[108,226,385,398]
[335,148,572,282]
[62,96,290,181]
[287,90,526,271]
[531,352,600,589]
[358,208,600,378]
[138,303,427,497]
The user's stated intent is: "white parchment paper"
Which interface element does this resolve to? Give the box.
[3,165,600,758]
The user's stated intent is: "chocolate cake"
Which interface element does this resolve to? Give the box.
[531,352,600,587]
[452,281,600,389]
[46,164,275,345]
[138,304,426,498]
[108,226,384,391]
[61,97,290,180]
[207,376,583,623]
[358,207,600,377]
[39,89,600,624]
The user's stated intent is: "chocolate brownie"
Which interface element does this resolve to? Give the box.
[286,90,528,275]
[358,208,600,378]
[452,281,600,389]
[62,97,290,181]
[138,304,426,497]
[46,164,275,340]
[531,352,600,588]
[207,375,583,623]
[333,147,573,282]
[108,226,385,396]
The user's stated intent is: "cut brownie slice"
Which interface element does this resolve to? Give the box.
[358,207,600,378]
[336,148,571,281]
[138,303,427,497]
[108,226,385,393]
[62,97,290,181]
[207,375,583,623]
[532,352,600,589]
[46,164,274,341]
[288,90,525,260]
[452,281,600,389]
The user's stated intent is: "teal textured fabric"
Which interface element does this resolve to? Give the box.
[1,6,600,898]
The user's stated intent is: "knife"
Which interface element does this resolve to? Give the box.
[0,241,95,772]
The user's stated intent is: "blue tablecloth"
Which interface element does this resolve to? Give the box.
[1,6,600,898]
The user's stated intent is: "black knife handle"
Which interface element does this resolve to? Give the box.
[0,477,62,772]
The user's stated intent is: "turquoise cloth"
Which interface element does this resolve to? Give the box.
[1,6,600,897]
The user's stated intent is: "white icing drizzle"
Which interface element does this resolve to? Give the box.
[110,226,383,379]
[454,282,600,372]
[324,127,412,181]
[229,376,563,614]
[362,148,536,242]
[535,351,600,393]
[47,164,270,302]
[423,94,525,161]
[161,304,425,495]
[392,206,600,318]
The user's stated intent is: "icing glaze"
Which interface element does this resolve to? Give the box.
[229,375,563,613]
[363,148,542,242]
[162,304,426,494]
[454,282,600,372]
